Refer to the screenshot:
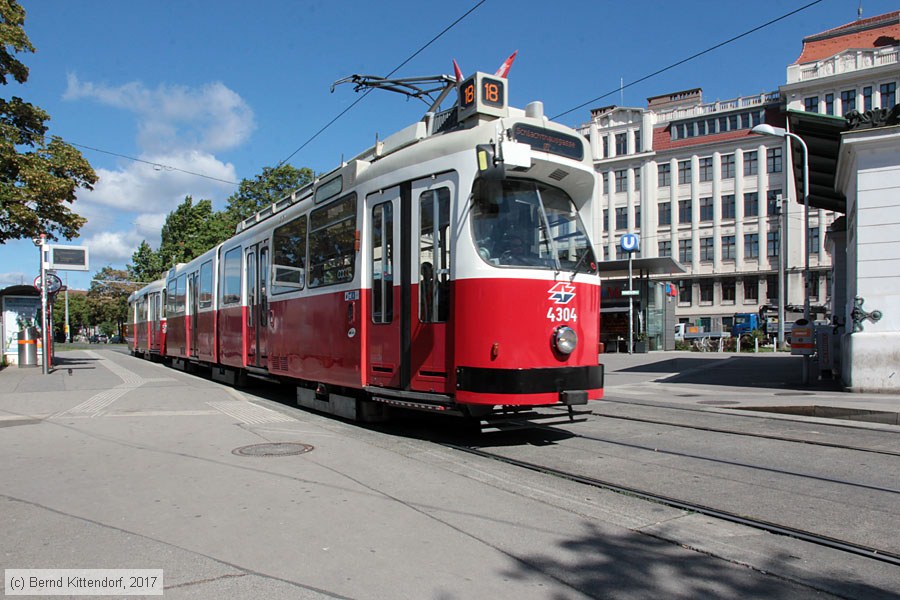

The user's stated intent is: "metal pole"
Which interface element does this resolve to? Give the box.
[65,273,70,343]
[628,253,633,355]
[39,234,49,375]
[777,194,785,351]
[786,132,811,384]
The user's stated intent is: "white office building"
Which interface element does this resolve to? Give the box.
[581,11,899,339]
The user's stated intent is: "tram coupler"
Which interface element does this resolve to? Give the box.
[560,390,588,405]
[560,390,588,421]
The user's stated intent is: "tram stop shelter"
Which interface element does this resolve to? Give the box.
[1,285,42,367]
[597,256,686,352]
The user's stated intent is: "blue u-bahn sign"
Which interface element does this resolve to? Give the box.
[620,233,640,253]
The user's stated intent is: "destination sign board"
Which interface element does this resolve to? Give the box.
[511,124,584,161]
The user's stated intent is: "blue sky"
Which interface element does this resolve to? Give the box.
[1,0,894,290]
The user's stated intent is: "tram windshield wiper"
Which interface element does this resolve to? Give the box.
[533,185,562,274]
[568,248,592,281]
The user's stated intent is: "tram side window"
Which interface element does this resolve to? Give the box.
[309,194,356,288]
[222,247,242,305]
[371,202,394,324]
[199,260,213,308]
[419,188,450,323]
[166,279,177,315]
[272,215,307,294]
[175,274,186,314]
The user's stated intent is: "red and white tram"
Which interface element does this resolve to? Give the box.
[128,69,605,420]
[126,278,166,359]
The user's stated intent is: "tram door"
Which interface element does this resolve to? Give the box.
[366,175,454,393]
[245,242,269,368]
[409,175,453,393]
[366,187,401,388]
[189,271,200,357]
[149,292,160,351]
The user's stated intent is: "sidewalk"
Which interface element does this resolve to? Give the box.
[599,350,900,420]
[1,349,896,599]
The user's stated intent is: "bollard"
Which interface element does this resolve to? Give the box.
[17,327,39,368]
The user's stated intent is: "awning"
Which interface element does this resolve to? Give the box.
[786,109,848,213]
[596,256,687,279]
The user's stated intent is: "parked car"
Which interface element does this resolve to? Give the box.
[90,334,108,344]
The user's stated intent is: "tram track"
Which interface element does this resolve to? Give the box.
[531,397,900,457]
[598,396,900,435]
[586,408,900,457]
[483,414,900,496]
[441,442,900,568]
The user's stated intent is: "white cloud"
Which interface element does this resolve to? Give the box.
[84,150,237,212]
[0,272,29,287]
[133,213,167,240]
[64,75,255,152]
[80,231,142,267]
[61,76,252,271]
[71,157,235,268]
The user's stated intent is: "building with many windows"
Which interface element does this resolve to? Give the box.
[581,11,899,341]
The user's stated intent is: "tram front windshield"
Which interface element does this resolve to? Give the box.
[471,179,597,273]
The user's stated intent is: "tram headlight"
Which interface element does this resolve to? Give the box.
[553,326,578,355]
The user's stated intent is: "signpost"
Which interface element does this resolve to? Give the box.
[34,237,89,373]
[34,273,62,295]
[620,233,640,354]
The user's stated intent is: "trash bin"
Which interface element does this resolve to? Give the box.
[17,327,38,368]
[790,319,814,356]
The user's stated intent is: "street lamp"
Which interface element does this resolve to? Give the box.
[751,123,811,384]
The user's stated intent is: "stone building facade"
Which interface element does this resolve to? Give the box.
[581,11,899,335]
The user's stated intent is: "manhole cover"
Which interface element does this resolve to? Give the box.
[697,400,740,405]
[232,442,314,457]
[677,394,700,397]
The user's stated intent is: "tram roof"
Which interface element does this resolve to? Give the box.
[596,256,687,278]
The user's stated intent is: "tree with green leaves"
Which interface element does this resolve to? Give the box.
[126,196,227,281]
[0,0,96,243]
[127,165,315,280]
[88,266,137,335]
[157,196,230,267]
[52,289,88,340]
[223,164,313,229]
[128,240,165,283]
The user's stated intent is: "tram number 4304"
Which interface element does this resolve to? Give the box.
[547,307,578,322]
